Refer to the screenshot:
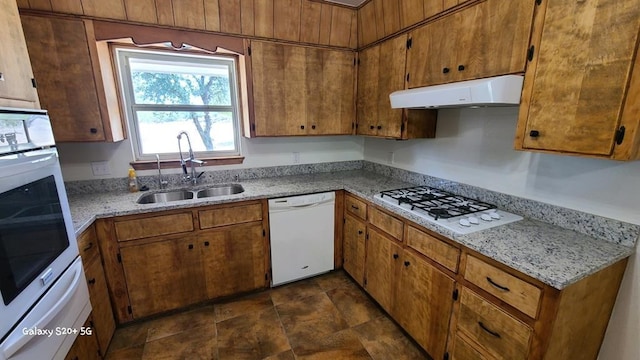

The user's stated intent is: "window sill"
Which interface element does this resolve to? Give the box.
[130,156,244,171]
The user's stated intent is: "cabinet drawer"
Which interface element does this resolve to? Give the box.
[464,255,541,318]
[368,207,403,240]
[407,226,459,272]
[457,288,532,360]
[451,333,491,360]
[345,194,367,220]
[77,225,99,263]
[115,213,194,242]
[199,203,262,229]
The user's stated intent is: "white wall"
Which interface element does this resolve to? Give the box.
[57,135,364,181]
[363,107,639,360]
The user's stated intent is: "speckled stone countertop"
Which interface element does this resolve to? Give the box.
[68,170,634,290]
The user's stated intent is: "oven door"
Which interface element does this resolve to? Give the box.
[0,149,79,341]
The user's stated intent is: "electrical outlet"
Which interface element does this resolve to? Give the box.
[91,161,111,176]
[292,152,300,164]
[387,152,395,164]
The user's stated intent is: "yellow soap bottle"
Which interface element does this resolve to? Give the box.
[128,168,138,192]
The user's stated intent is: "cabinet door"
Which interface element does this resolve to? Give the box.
[356,35,406,138]
[120,237,206,318]
[407,0,534,88]
[395,250,455,360]
[64,315,101,360]
[201,222,267,299]
[343,214,366,286]
[84,254,116,355]
[0,0,39,108]
[517,0,640,157]
[364,227,401,314]
[251,41,354,136]
[20,15,120,142]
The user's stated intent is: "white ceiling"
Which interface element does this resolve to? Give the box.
[324,0,368,7]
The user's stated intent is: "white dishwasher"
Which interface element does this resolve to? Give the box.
[268,192,335,286]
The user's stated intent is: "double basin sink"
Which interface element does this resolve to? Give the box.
[137,184,244,204]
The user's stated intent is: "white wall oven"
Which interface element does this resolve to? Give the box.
[0,108,90,360]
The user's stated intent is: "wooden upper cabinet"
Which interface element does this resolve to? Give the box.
[20,13,125,142]
[0,0,39,109]
[515,0,640,160]
[407,0,535,88]
[248,40,355,137]
[356,34,437,139]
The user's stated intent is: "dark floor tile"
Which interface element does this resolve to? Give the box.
[105,344,144,360]
[263,350,296,360]
[270,279,325,306]
[327,286,383,327]
[146,305,216,342]
[277,292,349,347]
[353,317,428,360]
[215,291,273,323]
[315,270,359,292]
[107,322,150,353]
[217,307,290,360]
[142,323,217,360]
[293,329,372,360]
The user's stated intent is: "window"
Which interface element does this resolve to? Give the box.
[115,47,241,161]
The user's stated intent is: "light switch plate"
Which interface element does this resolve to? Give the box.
[91,161,111,176]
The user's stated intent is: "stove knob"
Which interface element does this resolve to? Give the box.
[481,214,493,222]
[490,211,501,220]
[468,217,480,225]
[459,218,471,227]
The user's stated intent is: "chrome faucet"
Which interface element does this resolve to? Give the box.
[156,154,168,189]
[177,131,206,185]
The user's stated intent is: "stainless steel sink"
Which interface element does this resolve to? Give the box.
[196,184,245,198]
[137,190,194,204]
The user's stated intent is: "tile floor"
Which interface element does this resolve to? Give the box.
[105,270,429,360]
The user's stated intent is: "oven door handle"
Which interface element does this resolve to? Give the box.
[2,260,83,359]
[0,152,57,179]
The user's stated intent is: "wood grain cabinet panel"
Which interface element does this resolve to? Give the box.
[77,225,100,263]
[64,315,101,360]
[356,34,437,139]
[407,0,534,88]
[20,14,125,142]
[343,213,367,286]
[395,250,455,360]
[199,203,262,229]
[0,0,39,109]
[201,222,266,298]
[457,288,532,360]
[464,255,541,319]
[364,227,401,314]
[368,207,403,241]
[515,0,640,160]
[406,226,459,273]
[450,333,492,360]
[120,236,206,318]
[114,212,193,242]
[248,41,355,137]
[345,194,367,220]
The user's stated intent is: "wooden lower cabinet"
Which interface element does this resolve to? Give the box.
[394,250,455,360]
[343,213,366,286]
[99,200,269,322]
[201,223,266,299]
[450,333,492,360]
[363,227,401,313]
[64,315,101,360]
[120,236,206,318]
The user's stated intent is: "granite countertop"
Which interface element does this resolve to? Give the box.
[68,170,634,290]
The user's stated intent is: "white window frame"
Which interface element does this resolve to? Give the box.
[114,47,242,161]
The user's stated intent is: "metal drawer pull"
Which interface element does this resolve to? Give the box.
[87,278,96,285]
[358,230,363,234]
[351,205,359,210]
[478,321,501,338]
[486,277,510,292]
[83,242,93,251]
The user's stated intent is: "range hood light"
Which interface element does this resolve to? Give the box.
[389,75,524,109]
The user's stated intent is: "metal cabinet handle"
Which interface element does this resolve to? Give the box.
[188,244,194,250]
[529,130,540,138]
[204,241,210,246]
[486,277,510,292]
[393,254,399,259]
[358,230,363,234]
[300,125,305,130]
[311,125,316,129]
[404,261,410,267]
[443,67,450,74]
[478,321,501,338]
[370,125,375,129]
[87,278,96,285]
[458,64,465,71]
[377,125,382,130]
[90,128,98,134]
[351,205,359,210]
[83,242,93,252]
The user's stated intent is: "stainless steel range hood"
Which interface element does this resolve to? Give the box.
[389,75,524,109]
